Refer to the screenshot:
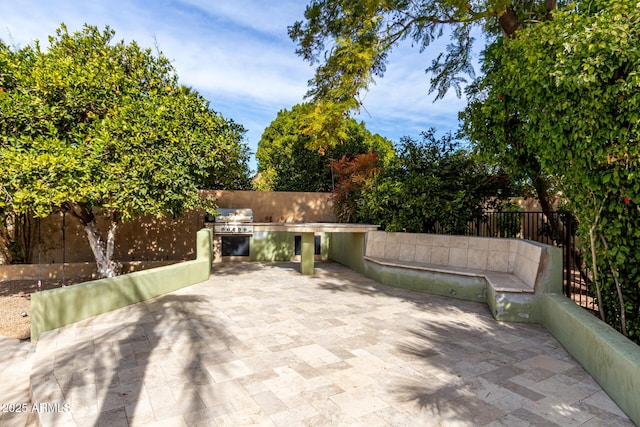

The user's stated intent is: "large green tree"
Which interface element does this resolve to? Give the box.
[0,24,250,277]
[255,103,394,192]
[463,0,640,339]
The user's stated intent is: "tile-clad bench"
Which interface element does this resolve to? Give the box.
[362,231,562,323]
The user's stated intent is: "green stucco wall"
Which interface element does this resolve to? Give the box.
[328,232,367,274]
[249,231,329,262]
[539,245,564,294]
[542,294,640,424]
[365,262,488,303]
[30,228,212,341]
[486,286,540,323]
[250,231,294,261]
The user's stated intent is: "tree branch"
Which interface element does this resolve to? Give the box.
[498,7,523,38]
[599,233,628,336]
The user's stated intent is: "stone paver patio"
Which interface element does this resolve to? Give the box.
[28,262,634,426]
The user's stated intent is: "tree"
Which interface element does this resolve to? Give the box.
[288,0,560,148]
[329,152,381,223]
[358,130,515,233]
[255,103,393,191]
[462,0,640,340]
[0,25,250,277]
[289,0,561,213]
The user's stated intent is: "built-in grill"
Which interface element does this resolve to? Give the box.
[208,208,254,235]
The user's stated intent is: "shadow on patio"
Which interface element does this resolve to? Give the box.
[32,291,235,425]
[30,261,634,426]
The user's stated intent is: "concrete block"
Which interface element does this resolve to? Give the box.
[449,248,468,268]
[398,244,416,262]
[414,245,432,264]
[487,251,509,272]
[431,247,449,265]
[468,250,488,270]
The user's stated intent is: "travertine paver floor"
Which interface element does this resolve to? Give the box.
[0,337,37,427]
[30,262,634,426]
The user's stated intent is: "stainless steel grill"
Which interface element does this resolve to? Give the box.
[209,208,254,235]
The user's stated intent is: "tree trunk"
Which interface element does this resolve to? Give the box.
[532,174,555,214]
[532,175,591,297]
[84,220,121,278]
[65,202,121,278]
[498,7,523,38]
[498,1,556,38]
[531,174,591,292]
[600,234,627,336]
[0,221,11,264]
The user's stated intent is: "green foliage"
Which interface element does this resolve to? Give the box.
[0,24,251,275]
[288,0,558,144]
[462,0,640,340]
[359,129,515,233]
[494,200,523,238]
[0,24,250,222]
[255,103,394,191]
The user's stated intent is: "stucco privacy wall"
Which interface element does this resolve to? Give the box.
[4,191,334,270]
[30,228,212,341]
[0,260,178,281]
[27,210,205,265]
[329,231,640,425]
[204,190,335,224]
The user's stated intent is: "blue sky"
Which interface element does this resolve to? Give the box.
[1,0,472,172]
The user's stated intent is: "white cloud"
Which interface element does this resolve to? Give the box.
[176,0,307,38]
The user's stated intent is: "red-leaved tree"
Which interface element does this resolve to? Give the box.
[329,152,380,223]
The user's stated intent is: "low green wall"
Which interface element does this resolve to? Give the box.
[250,231,330,262]
[365,261,488,303]
[328,232,367,274]
[251,231,294,261]
[542,294,640,424]
[30,228,212,341]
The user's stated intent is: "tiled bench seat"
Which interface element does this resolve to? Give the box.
[363,257,533,293]
[362,232,562,323]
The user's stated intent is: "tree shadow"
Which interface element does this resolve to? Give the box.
[36,291,235,425]
[312,262,488,313]
[391,317,563,424]
[211,261,302,277]
[308,262,567,424]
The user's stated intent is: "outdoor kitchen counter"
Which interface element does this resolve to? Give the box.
[252,223,379,233]
[252,223,379,275]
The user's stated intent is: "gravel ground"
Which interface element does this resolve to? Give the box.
[0,279,74,340]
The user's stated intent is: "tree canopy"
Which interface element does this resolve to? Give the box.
[255,103,394,192]
[463,0,640,338]
[288,0,560,147]
[0,24,251,276]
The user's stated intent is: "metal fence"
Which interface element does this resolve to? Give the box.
[438,211,596,312]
